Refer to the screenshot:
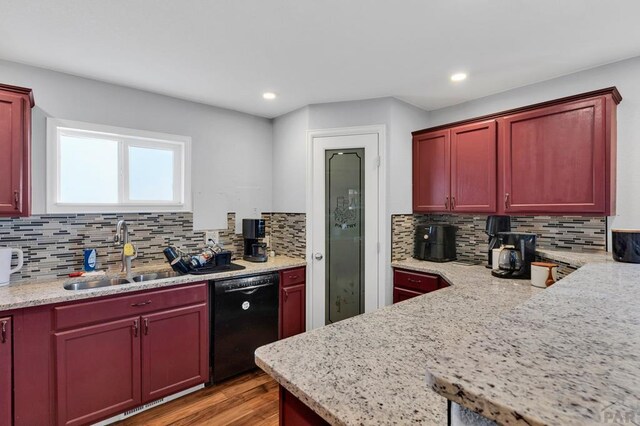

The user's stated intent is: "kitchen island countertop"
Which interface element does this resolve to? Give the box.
[256,259,542,425]
[425,260,640,425]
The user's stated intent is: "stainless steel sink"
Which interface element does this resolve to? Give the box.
[63,270,181,290]
[63,277,132,291]
[131,271,180,282]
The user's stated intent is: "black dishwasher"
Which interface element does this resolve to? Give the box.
[210,272,279,382]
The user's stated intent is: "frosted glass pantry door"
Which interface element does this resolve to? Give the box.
[310,132,380,328]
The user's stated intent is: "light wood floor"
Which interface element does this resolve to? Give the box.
[116,370,279,426]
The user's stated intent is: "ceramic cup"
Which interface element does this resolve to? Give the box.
[0,247,24,286]
[531,262,558,288]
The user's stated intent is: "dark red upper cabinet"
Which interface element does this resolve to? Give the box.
[0,84,33,217]
[413,129,450,212]
[450,120,497,213]
[412,87,620,216]
[500,94,616,215]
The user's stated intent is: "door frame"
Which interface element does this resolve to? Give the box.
[305,125,387,330]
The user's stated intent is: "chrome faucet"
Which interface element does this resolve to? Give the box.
[114,220,137,280]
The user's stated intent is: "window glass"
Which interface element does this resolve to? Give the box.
[59,135,119,203]
[128,146,175,201]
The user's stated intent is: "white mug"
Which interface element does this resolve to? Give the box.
[531,262,558,288]
[0,247,24,286]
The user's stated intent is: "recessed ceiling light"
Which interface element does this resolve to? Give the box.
[450,73,467,82]
[263,92,277,100]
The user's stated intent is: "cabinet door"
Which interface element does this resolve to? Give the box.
[450,120,497,212]
[55,317,141,426]
[413,130,450,212]
[393,287,423,304]
[0,317,12,426]
[0,92,25,215]
[280,284,305,339]
[501,97,606,213]
[141,304,208,403]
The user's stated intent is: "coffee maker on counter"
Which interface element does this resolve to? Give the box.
[491,232,537,279]
[243,219,268,262]
[414,224,457,262]
[485,215,511,268]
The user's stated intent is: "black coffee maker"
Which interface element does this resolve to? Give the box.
[485,215,511,268]
[491,232,537,279]
[242,219,268,262]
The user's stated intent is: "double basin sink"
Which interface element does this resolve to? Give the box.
[63,270,181,291]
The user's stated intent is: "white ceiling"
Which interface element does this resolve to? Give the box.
[1,1,640,118]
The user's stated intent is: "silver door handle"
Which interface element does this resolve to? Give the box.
[314,253,323,261]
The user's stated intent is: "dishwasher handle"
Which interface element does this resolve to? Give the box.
[223,282,275,294]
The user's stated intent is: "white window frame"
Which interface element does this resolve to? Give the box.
[46,118,192,213]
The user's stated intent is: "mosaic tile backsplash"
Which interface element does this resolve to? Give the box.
[391,214,606,263]
[263,213,306,259]
[0,212,307,284]
[0,213,205,283]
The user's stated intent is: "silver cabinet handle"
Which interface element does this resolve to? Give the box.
[504,193,510,209]
[314,253,323,261]
[133,319,139,337]
[144,318,149,335]
[1,321,6,343]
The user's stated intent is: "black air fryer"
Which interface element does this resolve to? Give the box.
[414,224,457,262]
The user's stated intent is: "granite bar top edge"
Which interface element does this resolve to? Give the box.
[423,261,640,425]
[0,256,306,312]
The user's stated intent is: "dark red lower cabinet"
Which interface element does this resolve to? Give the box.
[141,304,209,403]
[392,269,447,303]
[0,317,12,426]
[393,287,424,303]
[279,267,306,339]
[51,283,209,426]
[280,284,305,339]
[54,317,142,426]
[280,386,329,426]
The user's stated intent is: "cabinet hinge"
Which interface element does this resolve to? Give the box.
[375,156,381,168]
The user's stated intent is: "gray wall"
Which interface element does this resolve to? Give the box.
[0,59,273,230]
[271,106,309,213]
[271,97,430,213]
[428,56,640,234]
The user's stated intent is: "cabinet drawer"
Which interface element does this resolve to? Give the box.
[55,283,207,330]
[280,267,305,287]
[393,269,439,293]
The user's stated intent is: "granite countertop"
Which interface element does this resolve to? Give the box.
[0,256,306,312]
[255,259,543,425]
[425,260,640,425]
[535,248,611,266]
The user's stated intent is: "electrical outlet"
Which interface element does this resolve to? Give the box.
[204,230,219,245]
